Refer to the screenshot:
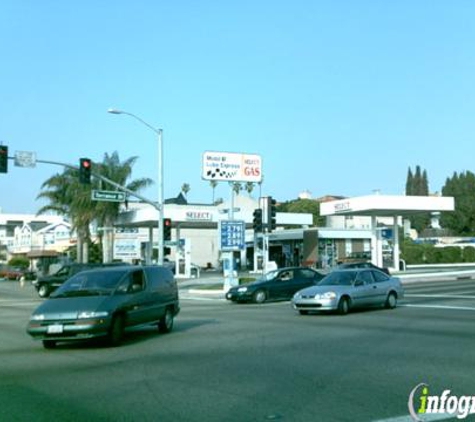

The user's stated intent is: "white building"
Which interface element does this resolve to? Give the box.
[0,212,74,266]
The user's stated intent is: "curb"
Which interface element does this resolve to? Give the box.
[187,288,225,296]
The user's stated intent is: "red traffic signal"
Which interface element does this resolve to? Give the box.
[163,218,172,241]
[79,158,92,184]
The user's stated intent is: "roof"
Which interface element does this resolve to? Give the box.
[320,194,455,217]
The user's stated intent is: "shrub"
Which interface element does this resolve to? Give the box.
[463,246,475,263]
[8,257,29,269]
[439,247,462,263]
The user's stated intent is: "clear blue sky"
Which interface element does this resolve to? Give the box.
[1,1,474,214]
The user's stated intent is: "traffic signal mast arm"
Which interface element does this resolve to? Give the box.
[35,158,162,211]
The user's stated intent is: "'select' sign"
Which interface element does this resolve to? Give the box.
[202,151,262,183]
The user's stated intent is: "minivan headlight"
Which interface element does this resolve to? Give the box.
[77,311,109,319]
[30,314,45,321]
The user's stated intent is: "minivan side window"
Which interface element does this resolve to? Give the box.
[131,270,145,292]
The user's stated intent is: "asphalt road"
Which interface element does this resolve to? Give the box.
[1,278,474,422]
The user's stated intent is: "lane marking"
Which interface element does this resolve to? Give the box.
[401,304,475,311]
[373,413,455,422]
[405,294,475,299]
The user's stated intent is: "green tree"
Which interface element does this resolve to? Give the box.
[405,165,430,234]
[232,182,242,196]
[440,171,475,235]
[37,168,95,263]
[245,182,254,196]
[95,152,153,262]
[37,151,151,263]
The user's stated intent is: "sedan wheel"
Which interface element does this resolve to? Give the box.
[337,297,350,315]
[158,308,174,333]
[385,292,397,309]
[253,290,267,304]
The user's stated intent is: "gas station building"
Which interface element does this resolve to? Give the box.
[115,193,454,275]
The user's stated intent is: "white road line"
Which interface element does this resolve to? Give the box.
[405,294,475,299]
[180,296,226,302]
[373,413,455,422]
[402,304,475,311]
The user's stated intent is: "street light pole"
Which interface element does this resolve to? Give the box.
[108,108,165,265]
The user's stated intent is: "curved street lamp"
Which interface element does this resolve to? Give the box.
[108,108,164,265]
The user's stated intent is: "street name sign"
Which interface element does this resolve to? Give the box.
[14,151,37,168]
[91,190,126,202]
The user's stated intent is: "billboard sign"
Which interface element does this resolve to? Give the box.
[202,151,262,183]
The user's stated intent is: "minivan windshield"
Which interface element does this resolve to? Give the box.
[51,270,127,298]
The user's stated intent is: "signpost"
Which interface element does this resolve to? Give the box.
[91,190,126,202]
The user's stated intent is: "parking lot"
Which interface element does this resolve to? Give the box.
[0,277,474,421]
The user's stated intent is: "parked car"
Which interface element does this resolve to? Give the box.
[336,261,390,275]
[337,251,372,264]
[33,262,129,298]
[0,266,35,281]
[226,267,325,304]
[26,265,180,349]
[292,268,404,315]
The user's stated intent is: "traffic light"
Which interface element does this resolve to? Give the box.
[163,218,172,241]
[253,208,263,233]
[79,158,92,184]
[267,197,277,232]
[0,146,8,173]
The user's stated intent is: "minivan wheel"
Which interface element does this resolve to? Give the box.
[38,285,50,298]
[42,340,56,349]
[253,290,267,304]
[108,315,124,346]
[385,292,397,309]
[158,308,174,334]
[337,297,350,315]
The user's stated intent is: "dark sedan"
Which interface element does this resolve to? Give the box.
[226,267,324,304]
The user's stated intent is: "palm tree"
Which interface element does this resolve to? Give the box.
[209,180,218,203]
[181,183,191,200]
[37,151,152,263]
[245,182,254,197]
[232,182,242,196]
[94,152,153,262]
[37,168,95,263]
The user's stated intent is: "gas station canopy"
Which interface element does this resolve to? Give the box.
[320,195,454,217]
[320,194,455,271]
